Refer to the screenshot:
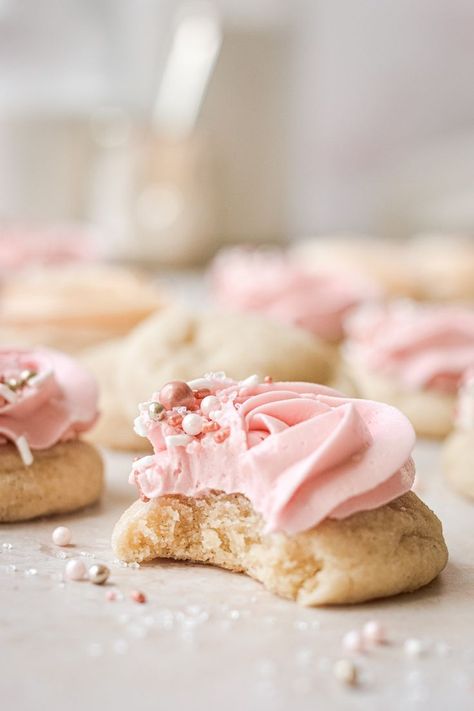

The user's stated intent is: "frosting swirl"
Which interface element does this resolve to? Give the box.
[345,301,474,394]
[0,348,99,464]
[211,248,378,342]
[131,374,415,534]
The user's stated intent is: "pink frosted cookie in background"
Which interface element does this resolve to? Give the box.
[112,373,447,606]
[0,347,103,521]
[211,247,380,344]
[409,233,474,302]
[342,301,474,438]
[443,368,474,499]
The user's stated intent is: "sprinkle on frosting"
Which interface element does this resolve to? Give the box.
[0,348,99,465]
[211,248,379,342]
[345,301,474,394]
[130,373,416,534]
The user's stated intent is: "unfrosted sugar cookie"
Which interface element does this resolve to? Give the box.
[116,307,334,422]
[0,348,103,521]
[443,369,474,500]
[112,375,447,605]
[211,247,379,344]
[0,264,165,353]
[343,301,474,438]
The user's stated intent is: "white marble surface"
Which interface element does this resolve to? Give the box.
[1,441,473,711]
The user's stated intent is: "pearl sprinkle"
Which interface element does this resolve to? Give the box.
[88,564,110,585]
[52,526,72,546]
[159,381,195,410]
[65,559,86,581]
[182,413,204,436]
[200,395,220,416]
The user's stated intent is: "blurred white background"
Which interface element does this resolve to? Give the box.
[0,0,473,262]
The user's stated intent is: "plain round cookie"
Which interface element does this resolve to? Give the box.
[443,430,474,500]
[0,440,104,522]
[117,307,334,420]
[82,340,151,452]
[344,360,455,438]
[112,490,448,606]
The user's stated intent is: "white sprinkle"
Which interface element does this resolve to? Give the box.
[133,415,147,437]
[165,434,192,448]
[333,659,358,686]
[240,374,260,387]
[0,383,17,403]
[200,395,220,416]
[135,455,156,469]
[24,568,38,576]
[182,413,203,436]
[404,638,425,657]
[187,377,214,390]
[15,435,33,466]
[342,629,365,654]
[2,542,12,550]
[28,369,53,388]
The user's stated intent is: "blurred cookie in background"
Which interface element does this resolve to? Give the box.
[210,247,380,347]
[85,305,333,450]
[0,263,166,353]
[290,234,420,300]
[409,233,474,302]
[443,369,474,500]
[342,300,474,438]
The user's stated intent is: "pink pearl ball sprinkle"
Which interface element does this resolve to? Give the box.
[363,620,386,645]
[342,629,365,654]
[159,381,195,411]
[65,559,86,581]
[131,590,147,604]
[52,526,72,546]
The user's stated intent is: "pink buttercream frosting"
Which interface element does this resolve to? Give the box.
[345,301,474,394]
[211,249,379,342]
[131,374,415,534]
[0,348,99,463]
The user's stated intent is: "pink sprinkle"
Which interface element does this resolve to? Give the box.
[167,413,183,428]
[202,420,220,433]
[214,427,230,443]
[363,620,386,645]
[106,589,118,602]
[264,375,273,384]
[131,590,147,604]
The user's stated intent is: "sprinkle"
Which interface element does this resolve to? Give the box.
[187,378,215,391]
[214,427,230,443]
[65,559,86,581]
[202,421,220,433]
[148,401,165,420]
[0,383,17,403]
[165,434,192,448]
[182,413,203,436]
[52,526,72,546]
[200,395,220,416]
[362,620,386,645]
[264,375,273,384]
[333,659,358,686]
[28,369,52,388]
[131,590,147,604]
[404,638,425,658]
[342,630,365,654]
[167,413,183,428]
[240,374,260,387]
[15,435,33,466]
[193,388,211,400]
[133,416,147,437]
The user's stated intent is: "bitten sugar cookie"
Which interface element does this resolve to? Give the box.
[443,370,474,500]
[112,375,447,605]
[0,348,103,522]
[343,301,474,438]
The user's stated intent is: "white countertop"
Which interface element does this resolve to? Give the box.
[1,440,473,711]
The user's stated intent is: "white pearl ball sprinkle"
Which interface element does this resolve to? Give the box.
[200,395,220,417]
[182,413,204,436]
[342,629,364,654]
[404,638,424,657]
[363,620,386,645]
[65,559,86,581]
[333,659,358,686]
[52,526,72,547]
